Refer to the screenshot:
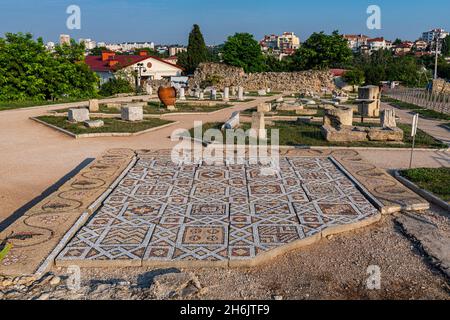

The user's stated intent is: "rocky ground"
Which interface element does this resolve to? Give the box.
[1,210,449,300]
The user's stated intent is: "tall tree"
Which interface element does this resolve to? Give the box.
[291,31,353,70]
[442,36,450,57]
[221,33,266,73]
[178,24,209,74]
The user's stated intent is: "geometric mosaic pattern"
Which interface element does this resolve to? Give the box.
[56,154,380,267]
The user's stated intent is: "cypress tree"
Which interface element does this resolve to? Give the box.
[180,24,209,74]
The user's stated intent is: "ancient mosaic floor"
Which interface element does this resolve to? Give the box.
[55,155,380,267]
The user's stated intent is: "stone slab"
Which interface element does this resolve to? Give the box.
[68,108,89,122]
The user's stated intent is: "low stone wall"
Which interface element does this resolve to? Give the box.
[189,63,336,94]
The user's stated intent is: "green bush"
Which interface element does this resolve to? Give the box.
[99,78,134,97]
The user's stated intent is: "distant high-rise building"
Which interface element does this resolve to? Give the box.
[45,42,55,51]
[59,34,71,45]
[260,32,300,56]
[278,32,300,51]
[168,46,187,57]
[79,38,97,50]
[422,28,449,44]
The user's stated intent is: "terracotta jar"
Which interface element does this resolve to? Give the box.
[157,86,177,107]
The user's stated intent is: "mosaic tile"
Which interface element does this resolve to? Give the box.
[57,155,381,267]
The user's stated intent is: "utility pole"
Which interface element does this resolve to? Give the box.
[134,62,147,93]
[434,30,444,80]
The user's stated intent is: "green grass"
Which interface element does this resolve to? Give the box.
[246,91,281,97]
[382,96,450,121]
[400,167,450,202]
[55,102,234,115]
[189,121,446,149]
[0,98,93,111]
[36,116,173,135]
[241,107,325,117]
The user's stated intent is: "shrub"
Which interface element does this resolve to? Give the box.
[99,78,134,96]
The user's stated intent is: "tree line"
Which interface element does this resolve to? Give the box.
[178,25,449,88]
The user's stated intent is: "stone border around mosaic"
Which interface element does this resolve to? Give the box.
[0,149,136,276]
[394,171,450,212]
[30,117,179,139]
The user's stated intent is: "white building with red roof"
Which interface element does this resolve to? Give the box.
[85,51,183,85]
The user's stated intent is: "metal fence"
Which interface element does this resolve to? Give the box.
[384,88,450,115]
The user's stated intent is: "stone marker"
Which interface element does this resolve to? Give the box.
[250,112,266,139]
[258,89,267,96]
[146,83,153,95]
[231,86,237,96]
[221,111,240,130]
[211,89,217,100]
[89,99,99,112]
[68,108,89,122]
[121,104,143,121]
[238,87,244,101]
[199,92,204,100]
[257,103,271,113]
[223,87,230,101]
[358,85,380,117]
[179,87,186,101]
[83,120,104,128]
[381,109,397,129]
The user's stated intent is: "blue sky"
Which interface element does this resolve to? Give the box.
[0,0,449,44]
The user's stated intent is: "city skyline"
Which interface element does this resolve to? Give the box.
[0,0,449,45]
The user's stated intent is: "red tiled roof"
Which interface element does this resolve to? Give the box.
[367,37,385,42]
[329,69,347,77]
[85,54,183,72]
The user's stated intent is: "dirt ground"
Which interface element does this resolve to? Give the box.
[2,212,448,300]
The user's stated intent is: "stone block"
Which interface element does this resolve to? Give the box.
[121,104,143,121]
[89,99,99,112]
[257,89,267,96]
[238,87,244,101]
[68,108,89,122]
[179,88,186,101]
[257,103,271,113]
[250,112,266,139]
[358,101,380,118]
[321,125,367,142]
[221,111,240,130]
[367,127,403,141]
[381,109,397,128]
[83,120,104,128]
[323,107,353,127]
[223,87,230,101]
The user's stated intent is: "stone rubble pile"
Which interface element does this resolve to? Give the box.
[190,63,335,94]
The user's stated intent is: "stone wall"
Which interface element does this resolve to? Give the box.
[189,63,335,94]
[432,79,450,95]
